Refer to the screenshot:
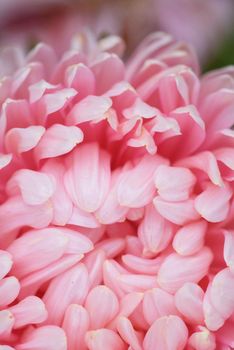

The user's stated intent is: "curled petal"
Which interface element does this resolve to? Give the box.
[157,247,213,293]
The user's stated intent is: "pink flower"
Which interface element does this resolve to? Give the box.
[0,30,234,349]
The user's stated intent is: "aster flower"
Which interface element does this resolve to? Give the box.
[0,30,234,349]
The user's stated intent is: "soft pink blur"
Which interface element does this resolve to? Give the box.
[0,26,234,348]
[0,0,233,62]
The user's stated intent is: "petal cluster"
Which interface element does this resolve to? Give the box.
[0,31,234,349]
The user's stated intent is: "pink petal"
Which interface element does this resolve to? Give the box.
[157,247,213,293]
[0,153,12,170]
[209,268,234,321]
[85,329,126,350]
[9,296,47,328]
[17,326,67,350]
[118,292,143,319]
[20,254,83,299]
[43,263,89,325]
[203,284,225,332]
[154,196,200,225]
[172,220,207,256]
[62,304,89,350]
[83,250,105,289]
[7,169,55,205]
[40,88,77,115]
[7,228,68,278]
[0,310,14,338]
[117,154,168,208]
[195,183,232,223]
[119,274,156,293]
[64,63,95,99]
[28,79,58,103]
[0,251,13,280]
[214,147,234,170]
[67,95,112,125]
[143,288,178,325]
[95,238,125,259]
[85,285,119,329]
[56,227,93,255]
[41,159,73,226]
[36,124,83,159]
[174,282,204,325]
[0,196,53,235]
[138,204,173,256]
[91,53,125,94]
[117,316,142,350]
[64,143,111,212]
[143,315,188,350]
[122,254,163,275]
[154,165,196,202]
[0,277,20,308]
[176,151,223,186]
[223,230,234,272]
[68,206,100,228]
[95,168,129,225]
[5,126,45,154]
[188,326,216,350]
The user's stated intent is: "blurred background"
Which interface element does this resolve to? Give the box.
[0,0,234,72]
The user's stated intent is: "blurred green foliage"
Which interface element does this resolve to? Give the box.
[204,26,234,72]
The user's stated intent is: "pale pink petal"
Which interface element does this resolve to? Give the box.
[214,147,234,170]
[91,53,125,94]
[0,153,12,170]
[7,228,68,278]
[118,292,143,319]
[5,126,45,154]
[143,315,188,350]
[209,268,234,321]
[195,183,232,223]
[64,63,95,99]
[36,124,83,159]
[172,220,207,256]
[85,285,119,329]
[85,328,126,350]
[138,204,173,256]
[176,151,223,186]
[95,168,129,225]
[68,206,100,228]
[154,165,196,202]
[95,238,125,259]
[119,273,156,293]
[62,304,89,350]
[0,251,13,280]
[27,43,57,77]
[157,247,213,293]
[41,159,73,226]
[143,288,178,325]
[56,227,93,255]
[40,88,77,115]
[117,154,168,208]
[43,263,89,325]
[17,326,67,350]
[28,79,58,103]
[65,143,111,212]
[67,95,112,125]
[7,169,55,206]
[0,277,20,308]
[154,196,200,225]
[174,282,204,324]
[117,316,142,350]
[103,260,126,298]
[0,196,53,235]
[20,254,83,299]
[0,310,14,338]
[122,254,163,275]
[123,98,157,119]
[9,296,47,328]
[84,249,106,289]
[203,284,225,332]
[189,326,216,350]
[223,230,234,272]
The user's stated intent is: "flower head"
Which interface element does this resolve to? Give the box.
[0,31,234,349]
